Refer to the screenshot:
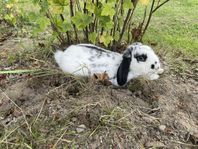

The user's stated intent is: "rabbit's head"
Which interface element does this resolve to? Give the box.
[117,43,163,86]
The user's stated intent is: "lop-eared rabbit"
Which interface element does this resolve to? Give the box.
[54,43,164,86]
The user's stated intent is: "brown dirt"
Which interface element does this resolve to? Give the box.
[0,36,198,149]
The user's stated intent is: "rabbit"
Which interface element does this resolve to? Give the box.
[54,43,164,86]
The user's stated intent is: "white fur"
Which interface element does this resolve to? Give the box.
[54,43,164,86]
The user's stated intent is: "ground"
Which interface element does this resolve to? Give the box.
[0,0,198,148]
[0,31,198,149]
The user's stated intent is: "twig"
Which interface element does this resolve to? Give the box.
[83,2,89,42]
[116,110,135,122]
[141,0,155,37]
[111,1,121,37]
[46,11,66,45]
[152,0,170,13]
[59,14,71,44]
[137,109,160,121]
[70,0,79,42]
[52,128,68,148]
[76,0,82,12]
[0,90,32,134]
[137,6,148,41]
[89,125,100,137]
[0,140,20,146]
[118,9,132,43]
[170,140,198,147]
[0,125,21,144]
[31,98,46,125]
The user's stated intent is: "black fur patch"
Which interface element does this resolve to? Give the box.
[134,53,147,62]
[116,47,133,86]
[117,57,131,86]
[78,45,107,53]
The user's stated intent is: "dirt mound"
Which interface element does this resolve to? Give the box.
[0,72,198,148]
[0,37,198,148]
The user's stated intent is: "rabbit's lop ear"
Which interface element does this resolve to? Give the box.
[117,47,132,86]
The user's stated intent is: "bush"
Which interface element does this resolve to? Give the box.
[1,0,170,49]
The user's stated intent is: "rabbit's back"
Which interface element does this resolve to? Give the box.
[55,45,122,77]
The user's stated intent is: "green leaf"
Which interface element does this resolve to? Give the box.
[62,21,72,32]
[101,3,115,19]
[89,32,97,44]
[123,0,133,9]
[72,12,93,29]
[33,15,49,34]
[139,0,150,6]
[37,17,49,31]
[98,16,111,27]
[114,31,120,41]
[39,0,49,13]
[94,4,102,17]
[87,2,95,13]
[52,0,68,6]
[105,21,114,30]
[99,33,113,47]
[4,13,16,26]
[32,0,40,4]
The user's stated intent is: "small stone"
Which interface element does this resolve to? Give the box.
[159,125,166,132]
[71,117,77,122]
[76,124,86,133]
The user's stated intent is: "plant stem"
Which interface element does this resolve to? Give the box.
[118,9,132,42]
[83,2,89,42]
[141,0,155,37]
[70,0,79,43]
[46,11,66,45]
[152,0,170,13]
[60,14,71,44]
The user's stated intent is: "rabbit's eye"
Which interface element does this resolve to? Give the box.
[151,64,155,69]
[134,53,147,62]
[138,57,144,61]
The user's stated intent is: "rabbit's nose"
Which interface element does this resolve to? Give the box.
[156,66,160,70]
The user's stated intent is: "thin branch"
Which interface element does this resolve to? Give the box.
[59,14,71,44]
[118,9,132,42]
[120,0,124,16]
[70,0,79,42]
[152,0,170,13]
[128,6,136,25]
[76,0,82,12]
[137,6,148,41]
[142,0,155,37]
[100,27,104,35]
[0,90,32,134]
[90,0,95,32]
[142,7,148,26]
[83,2,89,42]
[112,0,121,37]
[127,23,132,43]
[46,12,66,45]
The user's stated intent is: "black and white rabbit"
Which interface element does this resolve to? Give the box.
[54,43,164,86]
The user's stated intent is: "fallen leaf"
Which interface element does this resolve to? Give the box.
[92,71,112,86]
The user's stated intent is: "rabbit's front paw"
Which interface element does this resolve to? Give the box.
[148,74,160,80]
[158,68,164,74]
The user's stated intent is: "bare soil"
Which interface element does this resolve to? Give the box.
[0,35,198,148]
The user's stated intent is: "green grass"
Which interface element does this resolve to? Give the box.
[143,0,198,56]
